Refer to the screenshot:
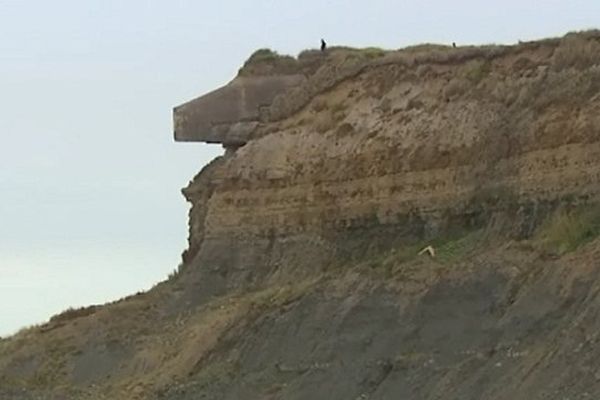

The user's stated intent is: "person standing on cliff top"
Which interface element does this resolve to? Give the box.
[321,38,327,52]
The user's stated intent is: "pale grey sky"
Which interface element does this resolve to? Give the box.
[0,0,598,336]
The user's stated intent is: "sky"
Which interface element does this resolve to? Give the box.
[0,0,598,337]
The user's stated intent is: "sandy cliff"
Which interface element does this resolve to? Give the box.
[2,31,600,400]
[180,31,600,299]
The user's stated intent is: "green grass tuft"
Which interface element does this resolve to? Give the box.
[246,48,280,63]
[535,206,600,255]
[361,47,386,59]
[363,229,485,276]
[434,230,483,263]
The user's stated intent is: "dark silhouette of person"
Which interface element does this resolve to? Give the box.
[452,42,457,48]
[321,39,327,52]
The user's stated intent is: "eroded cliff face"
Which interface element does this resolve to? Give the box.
[179,31,600,301]
[2,31,600,400]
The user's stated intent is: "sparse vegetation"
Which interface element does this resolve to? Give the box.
[245,279,316,310]
[167,263,184,280]
[168,268,178,279]
[535,206,600,254]
[297,48,322,59]
[49,306,97,324]
[552,34,600,71]
[465,60,492,84]
[186,360,238,392]
[434,230,484,263]
[361,47,386,59]
[403,43,453,53]
[238,48,298,76]
[246,48,280,63]
[363,229,485,276]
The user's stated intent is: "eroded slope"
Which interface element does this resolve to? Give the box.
[2,31,600,400]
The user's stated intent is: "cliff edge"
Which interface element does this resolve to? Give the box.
[2,31,600,400]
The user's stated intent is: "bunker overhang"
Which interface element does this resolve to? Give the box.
[173,74,304,146]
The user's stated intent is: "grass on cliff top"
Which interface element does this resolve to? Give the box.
[535,206,600,255]
[245,48,283,63]
[238,48,299,76]
[239,31,600,78]
[240,45,391,77]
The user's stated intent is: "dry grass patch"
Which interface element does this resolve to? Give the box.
[464,60,492,84]
[552,34,600,71]
[360,47,387,59]
[49,305,98,325]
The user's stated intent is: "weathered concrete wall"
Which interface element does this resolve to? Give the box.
[173,75,305,145]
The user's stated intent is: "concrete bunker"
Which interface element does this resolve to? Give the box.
[173,48,328,150]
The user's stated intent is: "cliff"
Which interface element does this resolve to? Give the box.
[2,30,600,400]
